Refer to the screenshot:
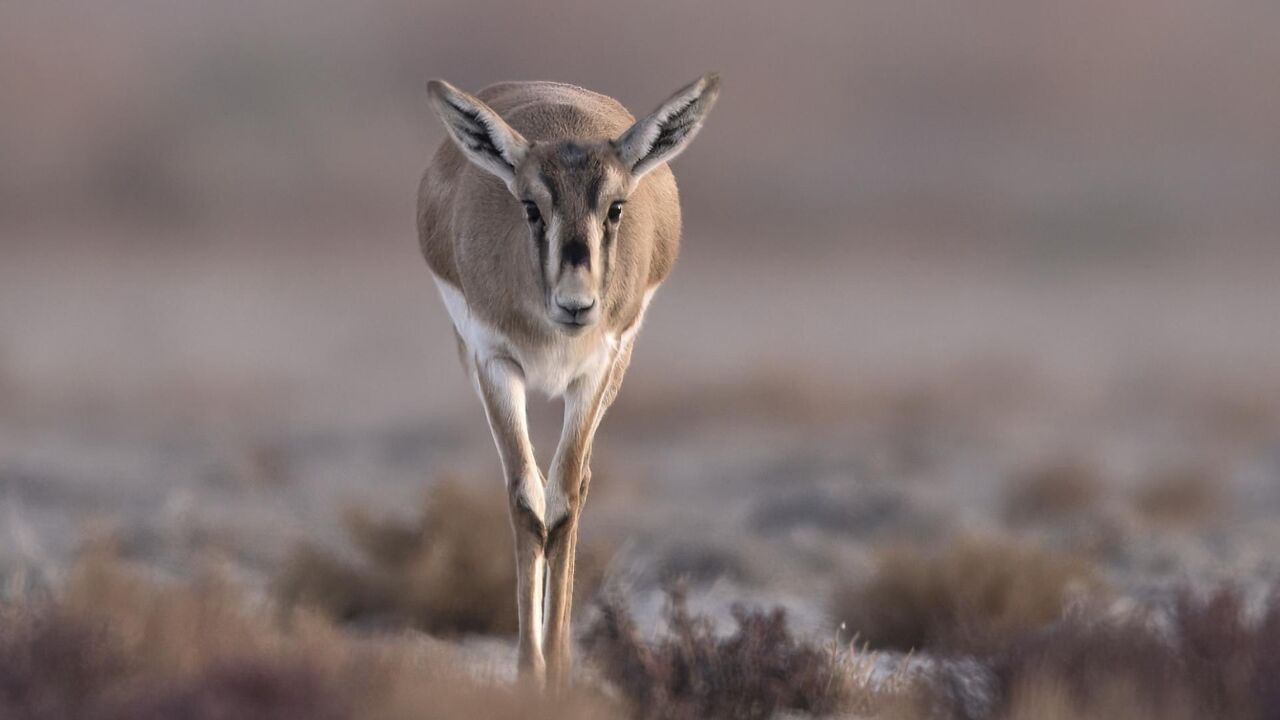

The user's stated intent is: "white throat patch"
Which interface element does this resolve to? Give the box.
[433,276,648,398]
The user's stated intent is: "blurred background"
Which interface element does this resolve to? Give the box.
[2,0,1280,656]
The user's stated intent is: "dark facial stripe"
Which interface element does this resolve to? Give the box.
[601,248,613,307]
[600,222,615,301]
[586,174,603,211]
[533,221,549,298]
[538,171,559,208]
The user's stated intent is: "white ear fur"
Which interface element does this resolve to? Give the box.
[615,72,721,179]
[427,79,528,190]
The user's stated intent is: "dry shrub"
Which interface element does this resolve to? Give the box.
[991,613,1188,720]
[343,479,516,635]
[0,608,124,720]
[65,553,333,681]
[583,587,901,720]
[831,537,1105,653]
[1004,461,1102,524]
[1000,673,1193,720]
[1168,587,1273,719]
[0,556,621,720]
[274,546,376,624]
[1133,467,1220,526]
[987,586,1280,720]
[278,478,608,636]
[972,584,1280,717]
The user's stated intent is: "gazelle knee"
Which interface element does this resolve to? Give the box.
[543,481,581,542]
[545,510,578,555]
[508,475,547,550]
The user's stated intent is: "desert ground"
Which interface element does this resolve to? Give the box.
[4,228,1280,717]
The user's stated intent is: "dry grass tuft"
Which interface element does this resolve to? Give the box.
[1167,587,1272,719]
[831,537,1105,653]
[1000,673,1193,720]
[583,587,906,720]
[1133,466,1220,526]
[277,478,608,637]
[992,612,1188,720]
[987,586,1280,720]
[1004,460,1103,524]
[0,606,124,720]
[0,555,621,720]
[65,552,333,681]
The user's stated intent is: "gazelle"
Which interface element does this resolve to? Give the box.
[418,73,720,687]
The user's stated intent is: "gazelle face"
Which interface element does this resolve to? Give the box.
[427,73,719,334]
[515,141,632,334]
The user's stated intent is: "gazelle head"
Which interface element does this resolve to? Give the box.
[427,73,720,334]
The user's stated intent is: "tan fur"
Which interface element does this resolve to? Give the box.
[417,74,719,690]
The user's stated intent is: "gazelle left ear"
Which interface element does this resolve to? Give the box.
[427,79,529,190]
[615,72,721,179]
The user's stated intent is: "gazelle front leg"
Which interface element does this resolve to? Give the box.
[542,372,604,691]
[475,356,547,684]
[544,340,633,690]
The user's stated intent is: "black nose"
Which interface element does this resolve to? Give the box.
[556,298,595,318]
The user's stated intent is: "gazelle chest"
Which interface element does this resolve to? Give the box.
[433,276,621,398]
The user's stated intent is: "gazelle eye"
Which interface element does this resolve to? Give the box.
[607,201,624,223]
[522,202,541,223]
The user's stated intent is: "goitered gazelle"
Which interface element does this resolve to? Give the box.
[418,73,720,687]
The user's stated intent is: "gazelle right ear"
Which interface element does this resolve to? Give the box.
[615,72,721,179]
[427,80,529,189]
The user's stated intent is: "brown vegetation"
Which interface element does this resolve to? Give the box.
[831,537,1106,653]
[6,549,1280,720]
[0,556,619,720]
[1133,466,1221,527]
[1004,461,1103,524]
[276,477,606,636]
[583,587,903,720]
[987,587,1280,720]
[2,557,903,720]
